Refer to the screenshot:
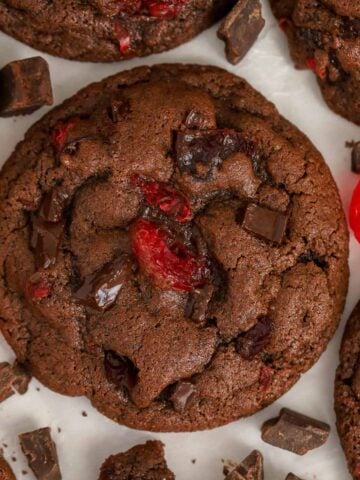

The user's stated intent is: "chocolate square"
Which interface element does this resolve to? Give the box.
[243,203,288,244]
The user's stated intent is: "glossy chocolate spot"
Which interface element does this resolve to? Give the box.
[236,316,272,359]
[174,129,257,180]
[242,203,288,244]
[38,188,69,223]
[74,254,133,312]
[104,350,138,392]
[170,381,196,413]
[30,216,64,269]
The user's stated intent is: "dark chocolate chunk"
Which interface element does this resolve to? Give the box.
[39,189,69,223]
[298,250,328,269]
[30,216,64,269]
[185,283,215,324]
[243,203,288,244]
[352,359,360,399]
[0,455,16,480]
[19,427,61,480]
[224,450,264,480]
[183,109,206,130]
[342,18,360,39]
[0,57,53,117]
[175,129,257,180]
[217,0,265,65]
[261,408,330,455]
[236,316,272,359]
[104,350,138,392]
[0,361,31,403]
[108,98,130,123]
[351,142,360,174]
[285,474,304,480]
[74,254,133,312]
[170,381,196,413]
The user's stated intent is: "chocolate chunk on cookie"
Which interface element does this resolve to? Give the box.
[0,57,52,117]
[261,408,330,455]
[218,0,265,64]
[0,361,31,403]
[98,440,174,480]
[19,427,61,480]
[242,203,288,244]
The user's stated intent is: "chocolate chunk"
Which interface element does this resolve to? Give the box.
[342,18,360,39]
[285,474,304,480]
[0,361,31,403]
[298,250,328,269]
[170,381,196,413]
[261,408,330,455]
[0,455,16,480]
[174,129,257,180]
[0,57,53,117]
[185,283,215,324]
[74,254,133,312]
[104,350,138,392]
[108,98,130,123]
[352,359,360,399]
[243,203,288,244]
[30,216,64,269]
[39,189,69,223]
[224,450,264,480]
[183,109,206,130]
[19,427,61,480]
[236,316,272,359]
[351,142,360,174]
[217,0,265,65]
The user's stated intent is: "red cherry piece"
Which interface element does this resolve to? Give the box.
[131,218,210,291]
[306,57,326,79]
[259,365,273,391]
[26,278,51,301]
[278,18,289,31]
[113,23,131,55]
[143,0,185,18]
[51,118,78,153]
[349,180,360,242]
[131,174,191,222]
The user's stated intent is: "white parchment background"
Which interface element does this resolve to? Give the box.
[0,1,359,478]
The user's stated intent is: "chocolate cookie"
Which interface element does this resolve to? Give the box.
[99,441,174,479]
[0,0,235,62]
[335,301,360,479]
[0,64,349,432]
[269,0,360,125]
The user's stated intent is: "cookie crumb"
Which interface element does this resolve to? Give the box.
[191,458,196,464]
[82,411,88,417]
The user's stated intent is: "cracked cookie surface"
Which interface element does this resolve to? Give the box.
[0,64,349,432]
[0,0,235,62]
[270,0,360,125]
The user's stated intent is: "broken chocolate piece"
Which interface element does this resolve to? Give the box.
[104,350,138,392]
[174,129,257,180]
[217,0,265,65]
[236,316,272,359]
[352,359,360,399]
[170,381,196,413]
[243,203,288,244]
[0,361,31,403]
[224,450,264,480]
[74,254,132,312]
[39,189,69,223]
[0,57,53,117]
[19,427,61,480]
[285,474,304,480]
[0,455,16,480]
[351,142,360,174]
[30,216,64,269]
[261,408,330,455]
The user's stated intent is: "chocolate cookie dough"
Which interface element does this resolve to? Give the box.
[335,301,360,479]
[99,441,174,479]
[0,0,235,62]
[0,64,349,432]
[270,0,360,125]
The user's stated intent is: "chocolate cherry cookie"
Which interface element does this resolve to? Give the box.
[335,301,360,479]
[0,0,235,62]
[0,64,349,432]
[270,0,360,125]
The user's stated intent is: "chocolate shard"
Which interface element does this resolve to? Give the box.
[217,0,265,65]
[170,381,196,413]
[261,408,330,455]
[352,360,360,399]
[19,427,62,480]
[224,450,264,480]
[104,350,138,392]
[74,254,133,312]
[0,57,53,117]
[30,216,64,270]
[351,142,360,174]
[39,188,69,223]
[108,97,130,123]
[243,203,288,244]
[0,361,31,403]
[236,316,272,359]
[174,129,257,180]
[0,455,16,480]
[285,474,304,480]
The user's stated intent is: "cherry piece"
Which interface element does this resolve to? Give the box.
[349,181,360,242]
[143,0,185,17]
[131,218,210,291]
[236,316,272,359]
[259,365,273,391]
[51,118,79,153]
[306,58,326,80]
[26,277,51,301]
[278,18,289,31]
[113,23,132,55]
[131,174,191,222]
[104,350,138,391]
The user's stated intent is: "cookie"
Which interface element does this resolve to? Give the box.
[0,0,235,62]
[269,0,360,125]
[335,301,360,479]
[0,64,349,432]
[99,441,174,479]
